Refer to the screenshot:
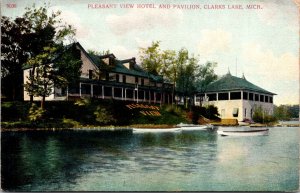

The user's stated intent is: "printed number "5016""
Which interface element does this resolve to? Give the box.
[7,3,17,8]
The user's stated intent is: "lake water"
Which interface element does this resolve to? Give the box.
[1,127,299,191]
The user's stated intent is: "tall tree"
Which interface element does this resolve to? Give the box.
[1,16,32,100]
[175,49,199,108]
[195,62,218,106]
[20,5,78,108]
[139,41,162,75]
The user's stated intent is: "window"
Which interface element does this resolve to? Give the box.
[265,95,269,103]
[243,92,248,100]
[255,94,259,101]
[260,95,264,102]
[141,78,144,86]
[135,77,138,84]
[230,92,241,100]
[249,93,254,101]
[106,73,109,81]
[218,92,229,100]
[244,108,247,117]
[207,93,217,101]
[270,96,273,103]
[233,108,239,117]
[123,75,126,83]
[116,74,119,82]
[89,70,93,79]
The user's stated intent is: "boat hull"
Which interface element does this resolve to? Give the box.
[217,128,269,136]
[180,125,208,131]
[132,128,181,133]
[177,123,210,131]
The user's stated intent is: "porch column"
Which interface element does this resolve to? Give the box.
[125,88,127,101]
[241,90,243,100]
[122,88,124,100]
[66,86,69,101]
[79,83,82,97]
[102,86,104,99]
[91,84,93,97]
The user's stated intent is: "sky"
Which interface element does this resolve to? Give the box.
[2,0,299,105]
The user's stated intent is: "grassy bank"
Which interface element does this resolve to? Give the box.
[1,99,220,130]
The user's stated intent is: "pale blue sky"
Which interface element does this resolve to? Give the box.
[3,0,299,105]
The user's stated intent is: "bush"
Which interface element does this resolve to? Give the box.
[94,106,116,125]
[253,106,277,124]
[28,103,45,122]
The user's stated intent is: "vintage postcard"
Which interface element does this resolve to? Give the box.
[1,0,299,191]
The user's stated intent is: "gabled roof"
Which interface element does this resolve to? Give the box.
[23,42,164,83]
[204,73,276,95]
[77,42,163,82]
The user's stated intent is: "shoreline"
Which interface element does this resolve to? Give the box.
[1,123,299,132]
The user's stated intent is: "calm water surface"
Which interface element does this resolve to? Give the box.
[1,127,299,191]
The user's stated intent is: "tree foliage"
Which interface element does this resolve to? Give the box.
[252,106,277,124]
[1,16,32,100]
[274,105,299,121]
[195,62,218,106]
[12,4,80,108]
[139,41,218,107]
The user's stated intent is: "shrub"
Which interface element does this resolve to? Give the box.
[28,103,45,122]
[94,106,116,125]
[253,106,277,124]
[62,118,81,128]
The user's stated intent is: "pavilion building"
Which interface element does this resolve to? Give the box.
[195,72,276,121]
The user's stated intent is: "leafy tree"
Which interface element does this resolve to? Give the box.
[139,41,217,108]
[139,41,162,75]
[253,106,277,124]
[195,62,218,106]
[274,104,299,121]
[21,5,78,108]
[176,49,199,108]
[1,16,32,100]
[53,44,82,89]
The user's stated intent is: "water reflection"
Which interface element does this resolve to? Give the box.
[1,127,299,191]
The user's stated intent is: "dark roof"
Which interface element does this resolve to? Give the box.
[85,50,163,82]
[23,42,164,83]
[204,73,276,95]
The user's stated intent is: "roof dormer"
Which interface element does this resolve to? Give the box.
[122,57,136,69]
[99,54,116,66]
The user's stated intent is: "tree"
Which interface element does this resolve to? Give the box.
[195,62,218,106]
[1,16,32,100]
[23,6,78,108]
[139,41,162,75]
[139,41,218,108]
[139,41,176,105]
[175,49,200,108]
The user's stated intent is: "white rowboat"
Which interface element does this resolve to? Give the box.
[177,123,208,131]
[217,126,269,137]
[132,127,181,133]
